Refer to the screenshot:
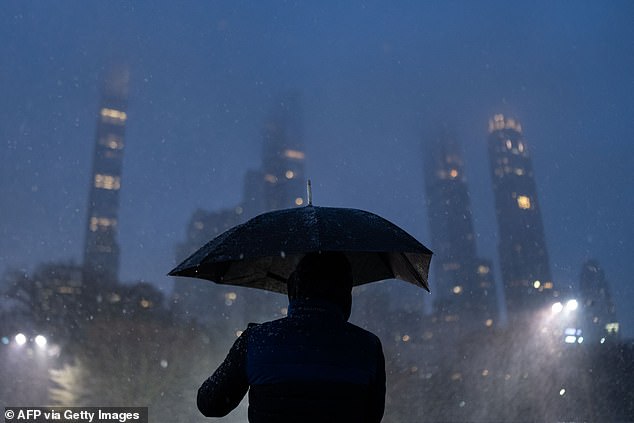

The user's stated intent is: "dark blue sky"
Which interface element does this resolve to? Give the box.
[1,1,633,337]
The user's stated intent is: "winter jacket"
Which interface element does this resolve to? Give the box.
[197,298,386,422]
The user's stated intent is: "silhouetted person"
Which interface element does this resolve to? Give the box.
[197,252,386,422]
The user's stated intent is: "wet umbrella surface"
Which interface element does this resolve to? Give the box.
[169,204,432,294]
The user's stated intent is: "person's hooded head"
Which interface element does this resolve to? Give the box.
[286,251,353,320]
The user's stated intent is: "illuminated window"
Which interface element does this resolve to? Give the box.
[140,299,152,308]
[100,108,127,124]
[401,335,411,342]
[285,170,295,179]
[94,174,121,190]
[449,169,458,178]
[485,319,493,327]
[477,265,490,274]
[505,139,512,149]
[90,217,117,231]
[100,135,124,150]
[264,174,277,184]
[543,282,553,289]
[514,168,524,176]
[518,142,524,153]
[295,197,304,206]
[517,195,531,209]
[481,369,489,377]
[605,322,619,333]
[283,149,305,160]
[533,280,541,289]
[452,285,463,295]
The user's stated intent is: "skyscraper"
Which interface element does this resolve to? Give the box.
[487,114,553,315]
[173,92,307,330]
[258,91,307,213]
[423,126,497,332]
[578,259,619,343]
[83,65,129,286]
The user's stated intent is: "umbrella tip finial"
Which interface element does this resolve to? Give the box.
[306,179,313,206]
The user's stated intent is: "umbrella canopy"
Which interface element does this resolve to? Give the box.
[169,205,432,294]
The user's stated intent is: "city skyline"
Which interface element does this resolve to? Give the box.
[1,2,632,338]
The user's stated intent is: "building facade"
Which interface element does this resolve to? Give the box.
[83,65,129,287]
[257,91,307,213]
[423,126,497,334]
[172,93,306,332]
[487,114,554,315]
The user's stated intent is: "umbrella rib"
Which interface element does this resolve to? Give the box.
[266,271,288,283]
[398,251,426,287]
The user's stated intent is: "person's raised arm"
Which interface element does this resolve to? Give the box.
[197,330,250,417]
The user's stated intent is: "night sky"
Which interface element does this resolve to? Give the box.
[1,2,633,337]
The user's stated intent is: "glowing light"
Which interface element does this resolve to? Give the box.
[559,388,566,396]
[100,108,127,123]
[295,197,304,206]
[577,337,584,344]
[402,335,411,342]
[160,359,168,368]
[481,369,489,376]
[605,322,619,333]
[225,292,237,301]
[90,217,117,232]
[264,174,277,184]
[551,302,563,314]
[517,195,531,210]
[449,169,458,178]
[34,335,47,348]
[94,174,121,190]
[15,333,27,346]
[565,299,578,311]
[533,280,541,289]
[600,338,606,344]
[452,285,463,294]
[485,319,493,327]
[285,170,295,179]
[100,135,124,150]
[283,149,305,160]
[477,265,489,274]
[140,299,151,308]
[564,336,577,344]
[235,331,243,337]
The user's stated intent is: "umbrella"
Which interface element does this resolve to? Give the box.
[169,202,432,294]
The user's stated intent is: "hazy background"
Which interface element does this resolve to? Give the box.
[1,1,633,337]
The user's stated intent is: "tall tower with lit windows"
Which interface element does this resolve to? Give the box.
[424,126,497,333]
[259,91,306,213]
[487,114,553,315]
[173,92,307,330]
[83,65,129,286]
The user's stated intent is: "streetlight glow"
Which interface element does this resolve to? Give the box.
[15,333,27,346]
[565,299,578,311]
[34,335,47,348]
[551,302,563,314]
